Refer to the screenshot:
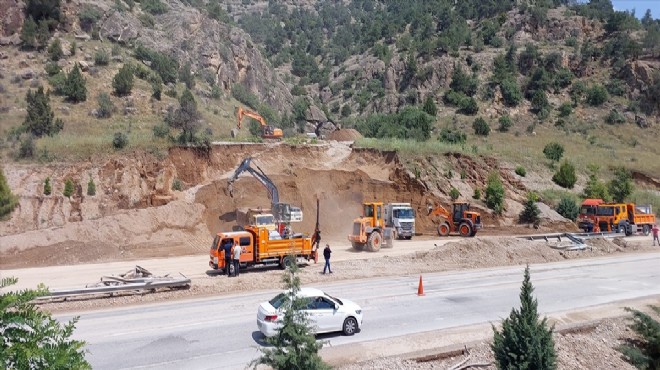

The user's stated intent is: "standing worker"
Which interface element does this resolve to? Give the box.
[322,244,333,274]
[232,242,242,277]
[223,239,233,277]
[653,224,659,246]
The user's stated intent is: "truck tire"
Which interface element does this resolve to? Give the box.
[404,236,412,240]
[642,224,650,236]
[459,222,472,237]
[352,242,365,251]
[437,222,451,237]
[470,228,477,237]
[280,255,295,269]
[367,232,382,252]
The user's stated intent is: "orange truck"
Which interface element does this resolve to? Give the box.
[577,198,604,232]
[578,199,656,236]
[209,225,316,275]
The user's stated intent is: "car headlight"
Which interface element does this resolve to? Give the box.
[355,309,362,315]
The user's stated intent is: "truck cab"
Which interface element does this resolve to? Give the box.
[384,203,416,240]
[348,202,394,252]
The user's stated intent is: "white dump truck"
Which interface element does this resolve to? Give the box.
[384,203,416,240]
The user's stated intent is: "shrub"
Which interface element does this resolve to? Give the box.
[96,93,115,118]
[558,102,572,117]
[485,172,505,214]
[43,177,52,195]
[65,63,87,103]
[519,192,541,225]
[500,78,523,107]
[171,178,182,191]
[586,84,608,106]
[78,5,102,32]
[449,187,460,201]
[498,115,512,132]
[473,188,481,200]
[556,196,579,221]
[231,83,260,109]
[94,49,110,66]
[86,177,96,196]
[515,166,526,177]
[47,38,63,61]
[552,160,577,189]
[141,0,167,15]
[48,71,67,95]
[23,87,64,137]
[63,178,74,198]
[543,142,564,162]
[618,306,660,369]
[459,96,478,115]
[179,62,195,90]
[1,168,19,219]
[583,164,611,201]
[112,132,128,149]
[422,95,437,116]
[45,62,61,76]
[113,64,134,96]
[291,85,305,96]
[605,109,625,125]
[492,266,556,369]
[531,90,549,113]
[473,117,490,136]
[439,125,467,144]
[606,79,627,96]
[18,135,35,159]
[608,167,633,203]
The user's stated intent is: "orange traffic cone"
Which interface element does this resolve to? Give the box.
[417,275,425,296]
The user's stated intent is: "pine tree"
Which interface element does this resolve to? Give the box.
[617,305,660,369]
[609,167,634,203]
[253,256,330,370]
[485,172,505,214]
[43,177,52,195]
[20,16,38,49]
[63,178,74,198]
[113,63,134,96]
[422,95,437,116]
[65,63,87,103]
[0,277,91,369]
[492,265,556,370]
[48,38,63,61]
[23,87,64,137]
[0,167,19,220]
[519,192,541,226]
[582,164,610,201]
[552,160,577,189]
[87,176,96,196]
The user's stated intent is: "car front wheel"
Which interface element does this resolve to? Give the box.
[342,317,358,336]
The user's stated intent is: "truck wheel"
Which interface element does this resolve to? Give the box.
[617,224,626,234]
[459,222,472,237]
[352,242,365,251]
[437,223,451,237]
[367,232,382,252]
[280,255,294,269]
[470,228,477,237]
[643,225,650,236]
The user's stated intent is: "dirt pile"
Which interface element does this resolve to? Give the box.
[327,129,363,141]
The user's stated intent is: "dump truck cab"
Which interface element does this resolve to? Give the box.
[348,202,393,252]
[577,199,604,232]
[384,203,416,240]
[209,231,254,273]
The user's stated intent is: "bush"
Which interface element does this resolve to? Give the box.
[1,168,19,219]
[498,115,512,132]
[63,178,74,198]
[439,125,467,144]
[473,188,481,200]
[485,172,505,214]
[43,177,52,195]
[618,306,660,369]
[47,38,63,61]
[141,0,167,15]
[606,79,627,96]
[515,166,526,177]
[492,266,556,370]
[94,49,110,66]
[422,95,437,116]
[179,62,195,90]
[45,62,61,76]
[87,177,96,196]
[500,78,523,107]
[586,84,608,106]
[18,135,35,158]
[608,167,633,203]
[531,90,549,113]
[444,90,479,115]
[65,63,87,103]
[78,5,102,32]
[231,83,260,109]
[558,102,572,117]
[112,132,128,149]
[605,109,625,125]
[543,142,564,162]
[552,160,577,189]
[23,87,64,137]
[556,196,579,221]
[153,123,170,138]
[449,187,460,201]
[113,64,134,96]
[519,192,541,225]
[473,117,490,136]
[96,93,115,118]
[48,71,67,95]
[171,178,182,191]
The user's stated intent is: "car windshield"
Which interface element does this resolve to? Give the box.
[324,292,342,305]
[580,206,596,215]
[393,209,414,218]
[269,293,290,309]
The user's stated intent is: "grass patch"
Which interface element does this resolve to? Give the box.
[538,188,580,208]
[354,137,490,157]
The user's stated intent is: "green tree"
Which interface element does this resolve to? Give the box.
[20,16,38,49]
[498,115,512,132]
[617,305,660,369]
[586,84,608,106]
[23,87,64,137]
[96,92,115,118]
[485,172,505,214]
[422,95,437,116]
[556,196,579,221]
[450,64,478,97]
[47,38,63,61]
[165,89,201,143]
[253,257,330,370]
[112,132,128,149]
[492,266,556,370]
[179,62,195,90]
[63,178,74,198]
[43,177,52,195]
[473,117,490,136]
[531,89,549,113]
[449,187,460,201]
[113,63,134,96]
[519,192,541,225]
[65,63,87,103]
[608,167,634,203]
[552,160,577,189]
[500,78,523,107]
[582,164,610,201]
[558,102,572,117]
[0,277,90,369]
[0,167,19,220]
[87,177,96,196]
[543,142,564,162]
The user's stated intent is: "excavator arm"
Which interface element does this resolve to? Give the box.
[237,107,267,130]
[227,157,279,205]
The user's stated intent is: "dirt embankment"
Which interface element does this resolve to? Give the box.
[1,142,571,268]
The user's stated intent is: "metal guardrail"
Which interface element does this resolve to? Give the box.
[518,231,620,243]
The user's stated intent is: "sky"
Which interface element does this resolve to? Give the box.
[611,0,660,19]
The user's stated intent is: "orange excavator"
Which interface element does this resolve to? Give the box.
[428,201,481,237]
[234,107,283,140]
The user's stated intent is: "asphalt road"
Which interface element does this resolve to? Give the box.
[59,252,660,370]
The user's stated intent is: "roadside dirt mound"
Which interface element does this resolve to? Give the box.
[327,129,363,141]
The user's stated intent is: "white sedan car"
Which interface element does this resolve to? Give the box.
[257,287,363,337]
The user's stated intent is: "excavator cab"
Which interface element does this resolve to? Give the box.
[348,202,393,252]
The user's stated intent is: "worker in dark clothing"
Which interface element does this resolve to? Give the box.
[223,239,233,277]
[322,244,333,274]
